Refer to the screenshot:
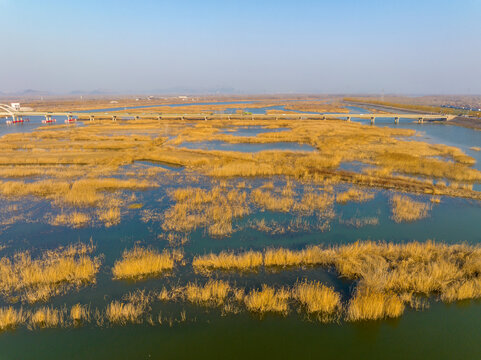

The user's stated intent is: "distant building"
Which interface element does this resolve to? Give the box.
[11,103,20,110]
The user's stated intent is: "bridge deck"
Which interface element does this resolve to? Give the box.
[0,111,453,121]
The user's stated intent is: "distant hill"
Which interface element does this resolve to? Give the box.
[69,89,117,95]
[20,89,52,96]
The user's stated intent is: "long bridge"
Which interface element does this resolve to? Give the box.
[0,104,455,125]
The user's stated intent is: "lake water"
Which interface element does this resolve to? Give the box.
[0,102,481,359]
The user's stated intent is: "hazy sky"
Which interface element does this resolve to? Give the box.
[1,0,480,94]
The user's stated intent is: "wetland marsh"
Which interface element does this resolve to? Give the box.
[0,102,480,359]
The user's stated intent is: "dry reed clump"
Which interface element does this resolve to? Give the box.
[112,247,182,280]
[293,191,334,215]
[70,303,90,323]
[346,287,405,321]
[263,247,330,268]
[106,301,144,324]
[0,243,100,303]
[184,280,231,306]
[0,307,26,331]
[332,241,481,306]
[51,212,90,228]
[469,146,481,152]
[336,188,375,203]
[244,285,290,314]
[162,186,250,236]
[390,195,431,222]
[251,188,294,212]
[292,281,341,316]
[96,207,121,227]
[440,278,481,302]
[193,250,263,272]
[29,307,64,328]
[250,184,335,222]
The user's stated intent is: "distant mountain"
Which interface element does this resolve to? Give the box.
[20,89,52,96]
[69,89,118,95]
[147,87,241,95]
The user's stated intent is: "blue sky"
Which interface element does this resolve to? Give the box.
[1,0,480,94]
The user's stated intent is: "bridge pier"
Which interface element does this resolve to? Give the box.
[418,117,424,124]
[204,116,207,121]
[112,115,117,122]
[394,117,399,124]
[370,116,375,125]
[157,116,161,122]
[346,116,351,122]
[89,115,95,122]
[134,116,139,121]
[321,115,326,120]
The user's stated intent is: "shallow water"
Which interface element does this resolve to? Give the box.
[2,301,481,360]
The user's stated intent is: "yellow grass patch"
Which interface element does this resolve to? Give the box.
[292,281,341,315]
[97,207,121,227]
[70,303,90,323]
[184,280,231,306]
[0,243,100,303]
[51,212,90,228]
[193,250,263,272]
[162,186,250,236]
[347,288,404,321]
[244,285,290,314]
[391,195,431,222]
[336,188,375,203]
[29,307,64,328]
[106,301,144,324]
[112,247,182,279]
[0,307,25,331]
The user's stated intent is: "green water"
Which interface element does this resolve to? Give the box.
[1,301,481,359]
[0,119,480,359]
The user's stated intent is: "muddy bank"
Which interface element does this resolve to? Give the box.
[448,116,481,131]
